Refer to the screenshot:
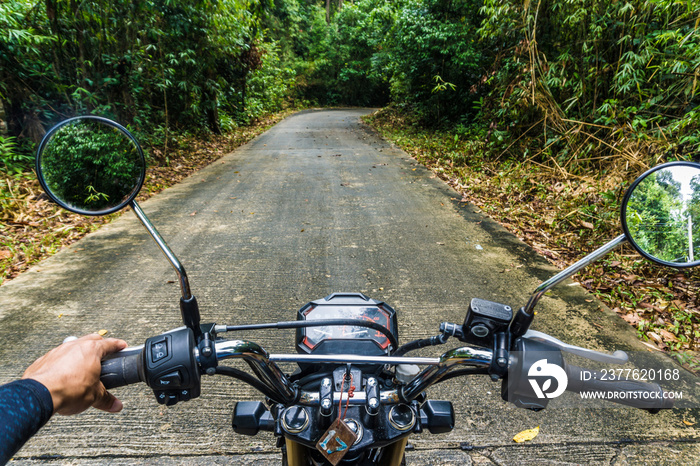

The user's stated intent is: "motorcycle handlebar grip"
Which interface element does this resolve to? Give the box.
[564,364,674,412]
[100,350,145,389]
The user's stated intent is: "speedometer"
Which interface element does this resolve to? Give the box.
[296,293,398,356]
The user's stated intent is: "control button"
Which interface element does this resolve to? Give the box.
[166,394,178,406]
[156,391,168,404]
[156,371,182,388]
[151,339,168,363]
[180,389,191,402]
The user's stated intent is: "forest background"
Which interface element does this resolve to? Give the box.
[1,0,699,365]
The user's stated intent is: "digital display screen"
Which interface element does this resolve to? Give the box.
[301,305,391,350]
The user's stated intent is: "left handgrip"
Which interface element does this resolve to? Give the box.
[101,349,145,389]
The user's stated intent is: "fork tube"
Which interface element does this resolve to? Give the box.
[284,439,307,466]
[380,438,409,466]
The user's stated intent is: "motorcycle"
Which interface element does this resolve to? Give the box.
[34,115,698,465]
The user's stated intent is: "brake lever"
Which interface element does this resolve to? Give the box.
[522,330,628,364]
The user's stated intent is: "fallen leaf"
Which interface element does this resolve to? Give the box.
[580,221,594,229]
[657,329,679,342]
[672,300,686,311]
[190,211,197,216]
[683,420,696,426]
[641,341,663,351]
[98,329,108,336]
[646,331,665,348]
[57,313,63,318]
[513,426,540,443]
[621,313,641,326]
[0,250,11,260]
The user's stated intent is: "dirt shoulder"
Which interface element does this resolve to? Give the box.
[0,109,298,285]
[364,107,700,371]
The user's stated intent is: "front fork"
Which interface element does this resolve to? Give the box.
[284,438,306,466]
[283,438,408,466]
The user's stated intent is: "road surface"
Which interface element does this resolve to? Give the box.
[1,109,697,464]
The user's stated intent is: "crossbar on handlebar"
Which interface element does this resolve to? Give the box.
[268,354,441,365]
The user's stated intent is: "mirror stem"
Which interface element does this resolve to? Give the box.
[130,201,193,301]
[521,234,627,317]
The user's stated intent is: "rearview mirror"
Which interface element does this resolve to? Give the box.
[621,161,700,268]
[36,116,146,215]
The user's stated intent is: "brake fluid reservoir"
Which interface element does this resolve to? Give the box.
[395,364,420,385]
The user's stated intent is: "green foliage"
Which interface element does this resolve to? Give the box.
[0,135,32,175]
[244,42,297,124]
[39,121,144,212]
[625,168,694,263]
[3,0,698,177]
[273,0,398,106]
[389,0,485,125]
[476,0,700,167]
[0,0,288,169]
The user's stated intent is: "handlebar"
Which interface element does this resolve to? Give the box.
[100,347,145,389]
[98,332,675,412]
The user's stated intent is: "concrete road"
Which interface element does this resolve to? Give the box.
[1,109,698,464]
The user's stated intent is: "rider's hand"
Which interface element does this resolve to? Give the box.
[22,334,128,415]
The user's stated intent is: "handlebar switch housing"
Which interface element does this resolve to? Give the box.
[501,337,564,411]
[461,298,513,347]
[144,327,201,405]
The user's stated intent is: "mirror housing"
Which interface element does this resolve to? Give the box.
[621,161,700,268]
[35,116,146,216]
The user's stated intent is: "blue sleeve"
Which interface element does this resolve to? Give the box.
[0,379,54,465]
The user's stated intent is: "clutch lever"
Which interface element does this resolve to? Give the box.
[522,330,629,364]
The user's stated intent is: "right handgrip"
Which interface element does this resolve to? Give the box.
[101,349,146,389]
[565,363,674,412]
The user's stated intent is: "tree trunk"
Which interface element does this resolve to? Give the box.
[205,89,221,134]
[4,97,24,138]
[326,0,331,23]
[0,101,7,136]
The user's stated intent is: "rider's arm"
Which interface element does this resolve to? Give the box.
[0,379,54,464]
[0,334,127,464]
